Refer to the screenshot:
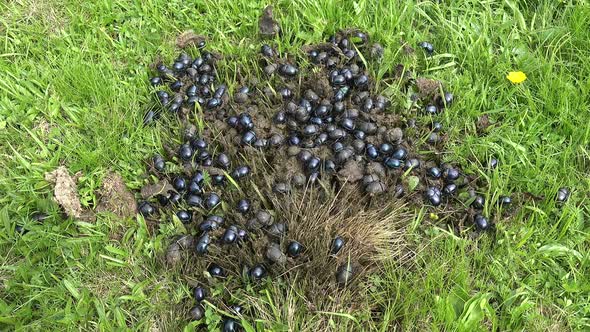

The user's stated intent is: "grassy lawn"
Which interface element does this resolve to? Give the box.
[1,0,589,331]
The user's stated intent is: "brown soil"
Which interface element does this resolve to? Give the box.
[258,5,280,37]
[96,171,137,219]
[141,179,174,199]
[176,31,206,49]
[415,77,442,98]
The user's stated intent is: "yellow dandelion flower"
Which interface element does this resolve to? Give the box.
[429,213,439,221]
[506,71,527,84]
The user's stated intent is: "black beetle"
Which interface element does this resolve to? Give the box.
[418,41,434,55]
[474,214,491,231]
[222,226,238,244]
[176,210,192,223]
[193,286,207,302]
[204,193,221,210]
[278,64,298,77]
[331,236,345,255]
[231,166,250,179]
[236,199,251,214]
[427,167,442,179]
[138,201,155,216]
[249,264,267,280]
[208,263,226,278]
[287,241,303,258]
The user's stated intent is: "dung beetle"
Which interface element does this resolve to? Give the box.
[178,144,193,161]
[444,168,460,182]
[384,157,402,169]
[442,183,457,196]
[379,143,393,155]
[427,167,442,179]
[556,187,570,203]
[216,153,231,169]
[204,193,221,210]
[474,214,491,231]
[278,64,298,77]
[236,199,251,214]
[418,41,434,55]
[153,155,165,172]
[222,226,238,244]
[287,241,303,258]
[176,210,192,224]
[499,195,512,206]
[138,201,155,216]
[150,77,163,86]
[261,44,274,57]
[186,194,203,207]
[424,187,442,206]
[211,174,225,186]
[248,264,267,280]
[331,236,345,255]
[241,130,257,145]
[366,145,379,160]
[222,318,239,332]
[193,286,207,302]
[208,263,226,278]
[189,305,205,321]
[173,177,187,192]
[231,166,251,179]
[191,138,208,150]
[425,105,437,115]
[404,158,421,171]
[391,147,408,160]
[471,195,485,209]
[336,262,354,286]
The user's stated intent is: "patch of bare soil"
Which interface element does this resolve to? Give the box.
[176,30,206,49]
[415,77,442,98]
[258,5,280,37]
[96,171,137,219]
[141,179,175,199]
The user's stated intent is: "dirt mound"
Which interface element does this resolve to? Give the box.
[136,26,495,330]
[96,171,137,219]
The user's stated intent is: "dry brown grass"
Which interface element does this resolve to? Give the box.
[239,186,412,331]
[169,170,413,330]
[4,0,67,35]
[150,115,418,331]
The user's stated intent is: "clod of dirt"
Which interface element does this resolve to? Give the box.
[415,77,442,98]
[96,171,137,219]
[265,243,286,265]
[338,160,364,183]
[45,166,95,221]
[140,179,175,199]
[258,5,280,37]
[176,30,206,49]
[383,127,403,144]
[166,243,182,266]
[477,114,491,133]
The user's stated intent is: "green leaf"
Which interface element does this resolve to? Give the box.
[538,244,583,261]
[63,279,80,300]
[407,176,420,191]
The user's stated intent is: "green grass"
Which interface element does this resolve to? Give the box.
[1,0,589,330]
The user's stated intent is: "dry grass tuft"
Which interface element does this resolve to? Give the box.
[5,0,67,35]
[241,186,412,331]
[157,119,416,330]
